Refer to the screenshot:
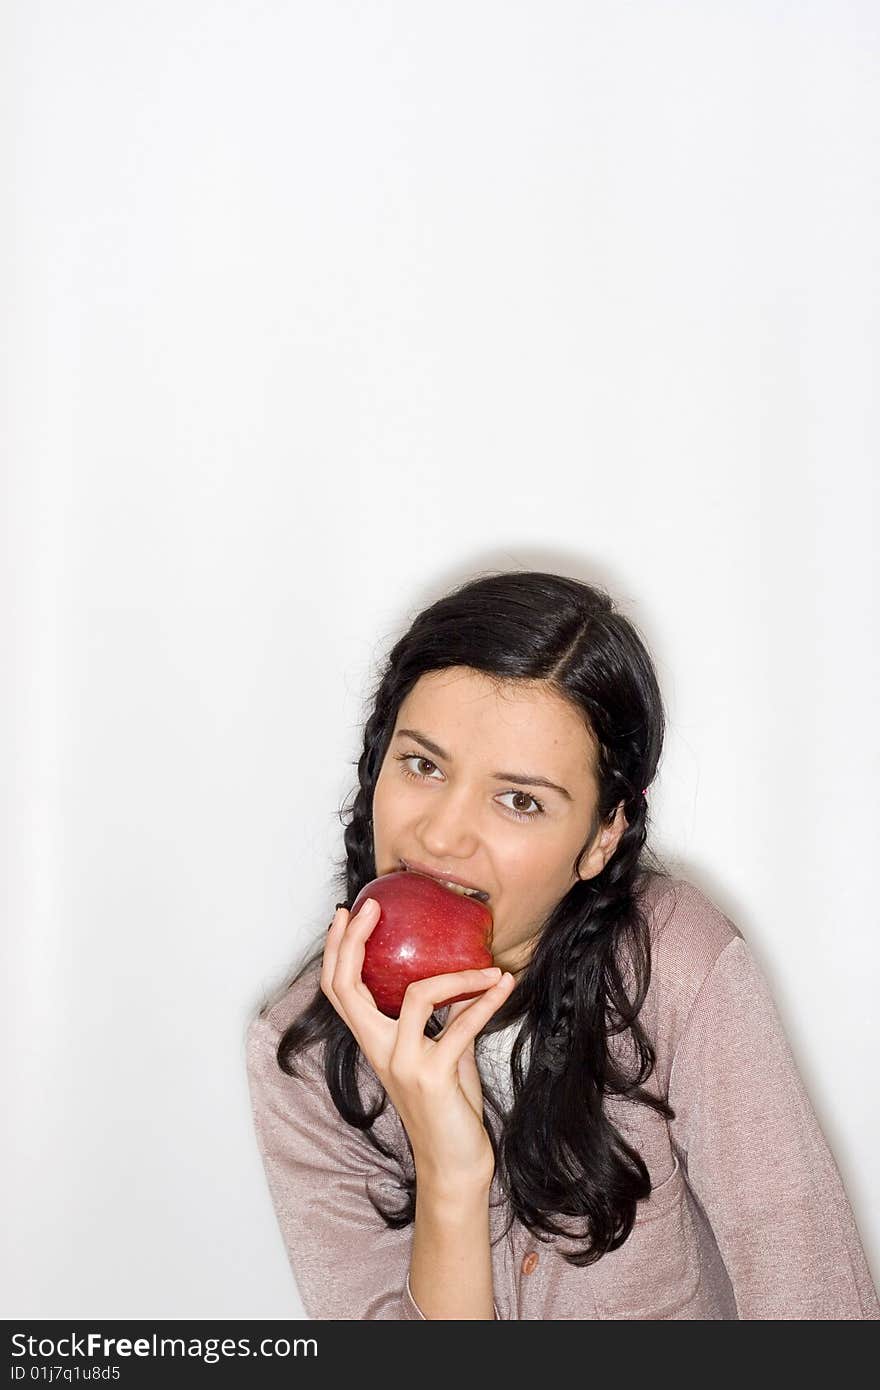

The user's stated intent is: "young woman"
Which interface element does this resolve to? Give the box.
[245,570,879,1320]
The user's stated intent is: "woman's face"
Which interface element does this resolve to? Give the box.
[372,667,628,977]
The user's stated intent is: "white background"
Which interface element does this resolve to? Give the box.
[3,1,878,1317]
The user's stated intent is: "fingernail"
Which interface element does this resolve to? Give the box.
[482,966,501,977]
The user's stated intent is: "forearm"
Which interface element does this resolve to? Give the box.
[409,1171,496,1319]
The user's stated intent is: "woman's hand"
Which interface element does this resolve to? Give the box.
[321,897,516,1193]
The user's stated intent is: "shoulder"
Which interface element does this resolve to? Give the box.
[255,957,324,1038]
[640,871,743,983]
[245,955,389,1108]
[245,957,324,1078]
[633,871,745,1076]
[244,955,406,1162]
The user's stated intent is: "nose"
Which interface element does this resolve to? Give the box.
[417,785,481,861]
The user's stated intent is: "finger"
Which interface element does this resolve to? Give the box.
[331,897,394,1035]
[456,1046,486,1117]
[442,996,486,1029]
[435,999,484,1049]
[320,904,349,989]
[321,903,382,1021]
[429,973,517,1070]
[394,967,503,1060]
[320,905,354,1026]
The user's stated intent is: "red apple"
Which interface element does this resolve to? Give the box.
[350,869,495,1019]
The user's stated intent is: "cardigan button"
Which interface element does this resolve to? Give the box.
[521,1251,539,1275]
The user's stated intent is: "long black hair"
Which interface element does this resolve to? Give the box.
[255,569,675,1266]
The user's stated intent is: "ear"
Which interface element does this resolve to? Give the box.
[576,801,629,882]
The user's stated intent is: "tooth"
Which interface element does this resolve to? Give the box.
[443,881,485,900]
[402,864,486,899]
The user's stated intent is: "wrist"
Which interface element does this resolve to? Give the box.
[414,1160,495,1208]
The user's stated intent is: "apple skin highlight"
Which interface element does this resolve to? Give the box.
[350,869,495,1018]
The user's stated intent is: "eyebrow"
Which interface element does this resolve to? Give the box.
[394,728,573,801]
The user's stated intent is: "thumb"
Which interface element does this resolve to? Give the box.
[456,1035,485,1115]
[443,996,482,1027]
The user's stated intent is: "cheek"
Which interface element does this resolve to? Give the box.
[372,777,390,821]
[498,844,568,899]
[373,769,408,826]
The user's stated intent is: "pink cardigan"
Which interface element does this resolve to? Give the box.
[245,874,879,1319]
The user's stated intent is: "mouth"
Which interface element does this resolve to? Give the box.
[399,859,490,904]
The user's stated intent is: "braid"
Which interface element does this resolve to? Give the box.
[338,687,395,905]
[539,779,650,1072]
[540,926,598,1076]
